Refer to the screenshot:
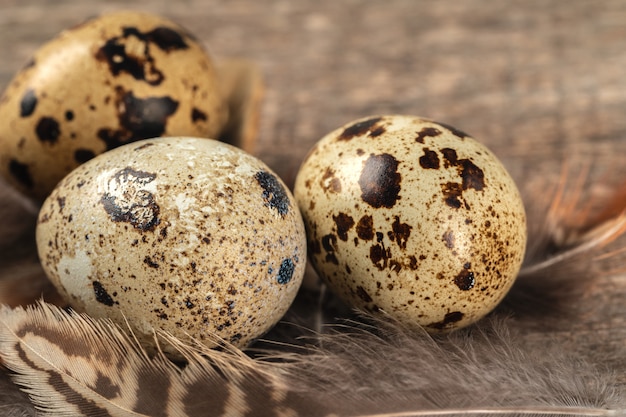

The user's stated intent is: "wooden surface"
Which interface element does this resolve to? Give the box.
[1,0,625,395]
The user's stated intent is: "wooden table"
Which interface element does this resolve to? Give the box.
[1,0,625,412]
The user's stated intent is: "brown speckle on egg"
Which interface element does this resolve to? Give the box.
[191,107,208,122]
[20,89,38,117]
[338,116,385,141]
[356,215,375,240]
[419,148,440,169]
[428,311,465,330]
[333,213,355,241]
[97,88,180,150]
[359,153,401,209]
[99,167,160,232]
[389,216,411,249]
[95,26,189,85]
[294,115,527,331]
[8,159,33,188]
[415,127,441,143]
[454,268,475,291]
[36,117,61,144]
[255,170,291,217]
[93,281,117,306]
[356,286,373,303]
[277,258,296,284]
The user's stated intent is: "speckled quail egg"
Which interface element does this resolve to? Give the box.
[294,115,526,331]
[36,137,306,354]
[0,11,228,201]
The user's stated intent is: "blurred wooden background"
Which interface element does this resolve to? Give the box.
[1,0,625,395]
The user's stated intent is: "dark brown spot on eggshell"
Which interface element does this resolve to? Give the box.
[8,159,33,188]
[442,230,455,249]
[145,27,190,51]
[96,35,162,85]
[191,108,207,122]
[100,167,160,231]
[369,125,386,137]
[441,148,458,167]
[389,216,411,249]
[134,143,155,151]
[255,170,290,217]
[355,286,373,303]
[320,167,341,193]
[321,234,339,265]
[415,127,441,143]
[309,237,321,255]
[419,148,440,169]
[441,148,485,190]
[36,117,61,144]
[97,88,179,150]
[333,213,355,241]
[20,89,37,117]
[277,258,295,284]
[143,256,160,269]
[96,26,188,86]
[370,242,391,271]
[441,182,464,209]
[338,116,384,141]
[93,281,116,306]
[359,153,401,209]
[427,311,465,330]
[454,268,475,291]
[438,148,486,208]
[459,159,485,191]
[356,215,375,240]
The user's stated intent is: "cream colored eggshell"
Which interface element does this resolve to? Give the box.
[0,11,228,201]
[36,137,306,353]
[294,115,527,331]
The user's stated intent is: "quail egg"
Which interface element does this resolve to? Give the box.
[36,137,306,354]
[294,115,526,331]
[0,11,228,201]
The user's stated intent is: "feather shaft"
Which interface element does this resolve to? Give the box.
[354,406,623,416]
[518,211,626,277]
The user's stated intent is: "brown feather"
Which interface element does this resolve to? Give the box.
[0,302,291,416]
[0,367,35,417]
[502,162,626,320]
[0,179,59,308]
[267,314,626,417]
[1,302,625,417]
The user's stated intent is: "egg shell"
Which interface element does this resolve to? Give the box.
[0,11,228,201]
[36,137,306,353]
[294,115,527,331]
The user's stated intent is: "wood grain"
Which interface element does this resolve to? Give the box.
[0,0,625,408]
